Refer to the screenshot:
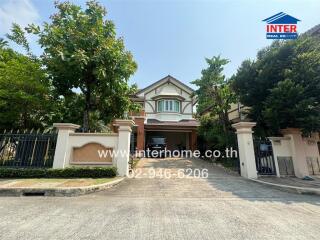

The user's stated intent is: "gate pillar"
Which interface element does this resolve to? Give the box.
[52,123,80,168]
[113,119,135,176]
[232,122,257,179]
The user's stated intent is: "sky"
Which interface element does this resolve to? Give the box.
[0,0,319,89]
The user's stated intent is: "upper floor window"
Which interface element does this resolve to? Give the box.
[157,99,180,113]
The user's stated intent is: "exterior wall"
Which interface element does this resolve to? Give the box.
[73,143,113,164]
[52,120,134,176]
[269,137,292,177]
[303,138,319,159]
[68,133,118,166]
[303,138,320,175]
[137,80,194,122]
[228,103,241,121]
[53,130,118,169]
[228,102,250,122]
[201,102,249,122]
[132,77,198,152]
[146,113,193,121]
[269,130,320,178]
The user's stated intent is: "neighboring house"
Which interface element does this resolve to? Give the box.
[130,75,199,152]
[200,102,250,123]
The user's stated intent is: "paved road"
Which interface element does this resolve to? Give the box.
[0,158,319,240]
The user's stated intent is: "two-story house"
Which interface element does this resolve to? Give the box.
[130,75,199,152]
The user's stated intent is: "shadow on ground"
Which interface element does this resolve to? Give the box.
[95,157,320,206]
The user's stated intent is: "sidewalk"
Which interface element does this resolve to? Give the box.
[0,177,124,197]
[251,176,320,196]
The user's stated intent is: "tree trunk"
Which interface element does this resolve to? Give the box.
[82,68,95,132]
[23,112,27,129]
[223,109,230,145]
[83,88,91,132]
[83,108,89,132]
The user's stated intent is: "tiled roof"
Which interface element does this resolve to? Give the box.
[304,24,320,37]
[135,75,194,95]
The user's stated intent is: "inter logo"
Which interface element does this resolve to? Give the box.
[263,12,300,39]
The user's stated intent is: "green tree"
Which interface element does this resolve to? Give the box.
[8,0,137,131]
[192,56,236,151]
[0,43,52,130]
[232,36,320,135]
[52,93,111,132]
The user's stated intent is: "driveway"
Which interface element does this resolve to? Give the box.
[0,157,319,240]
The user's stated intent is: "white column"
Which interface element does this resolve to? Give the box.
[232,122,257,179]
[114,119,134,176]
[52,123,80,168]
[281,128,309,178]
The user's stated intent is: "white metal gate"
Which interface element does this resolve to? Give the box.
[306,157,320,175]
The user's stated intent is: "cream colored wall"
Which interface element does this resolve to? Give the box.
[303,138,320,159]
[269,134,320,177]
[228,103,250,121]
[302,138,320,175]
[228,103,240,121]
[146,113,193,121]
[52,120,134,176]
[270,138,292,157]
[144,100,156,113]
[181,102,192,114]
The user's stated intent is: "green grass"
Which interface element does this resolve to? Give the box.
[0,177,119,188]
[93,177,118,185]
[14,178,117,184]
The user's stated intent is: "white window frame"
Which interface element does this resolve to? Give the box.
[157,99,180,113]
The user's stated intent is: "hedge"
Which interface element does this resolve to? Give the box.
[0,167,117,178]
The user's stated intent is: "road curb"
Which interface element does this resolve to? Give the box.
[0,177,125,197]
[249,178,320,196]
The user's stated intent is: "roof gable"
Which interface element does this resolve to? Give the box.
[263,12,300,24]
[136,75,194,96]
[304,24,320,37]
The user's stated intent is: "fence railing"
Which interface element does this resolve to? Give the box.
[0,130,57,168]
[254,137,276,175]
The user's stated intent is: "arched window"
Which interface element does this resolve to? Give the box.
[157,99,180,112]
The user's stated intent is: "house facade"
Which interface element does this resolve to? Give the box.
[130,75,199,152]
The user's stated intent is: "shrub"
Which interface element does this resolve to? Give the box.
[0,167,117,178]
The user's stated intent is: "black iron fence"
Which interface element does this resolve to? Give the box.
[0,130,57,168]
[254,137,276,175]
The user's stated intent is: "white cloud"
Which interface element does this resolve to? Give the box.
[0,0,40,35]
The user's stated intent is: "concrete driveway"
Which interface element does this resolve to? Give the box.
[0,157,319,240]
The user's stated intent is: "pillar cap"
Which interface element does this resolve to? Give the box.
[268,136,291,141]
[113,119,135,127]
[53,123,80,130]
[232,121,256,130]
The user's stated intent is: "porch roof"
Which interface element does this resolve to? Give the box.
[145,119,200,129]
